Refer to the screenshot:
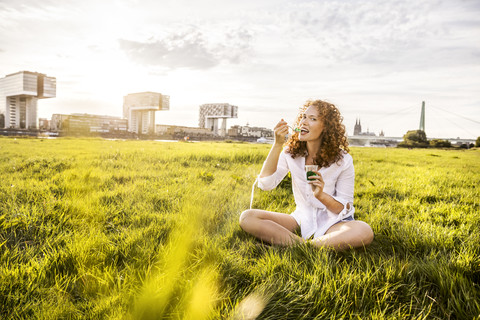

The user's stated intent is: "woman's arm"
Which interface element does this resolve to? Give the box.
[316,190,345,214]
[309,155,355,214]
[259,119,289,178]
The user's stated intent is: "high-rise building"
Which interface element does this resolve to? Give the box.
[199,103,238,136]
[123,92,169,134]
[0,71,56,129]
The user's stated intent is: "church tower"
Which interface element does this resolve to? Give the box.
[354,118,362,135]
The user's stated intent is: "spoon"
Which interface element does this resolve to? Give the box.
[288,125,301,132]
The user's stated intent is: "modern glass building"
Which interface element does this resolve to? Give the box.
[51,113,128,134]
[199,103,238,136]
[123,92,170,134]
[0,71,56,129]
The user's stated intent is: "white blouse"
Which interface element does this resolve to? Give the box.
[257,148,355,239]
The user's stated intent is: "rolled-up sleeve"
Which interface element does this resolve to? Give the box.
[332,155,355,218]
[257,150,289,191]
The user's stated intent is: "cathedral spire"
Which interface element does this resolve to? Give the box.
[354,117,362,135]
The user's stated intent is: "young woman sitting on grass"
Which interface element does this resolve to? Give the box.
[239,100,374,250]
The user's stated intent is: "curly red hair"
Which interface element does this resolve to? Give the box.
[286,100,349,168]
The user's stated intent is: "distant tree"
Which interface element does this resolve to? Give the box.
[404,130,427,143]
[429,139,451,148]
[61,119,69,131]
[398,130,429,148]
[476,136,480,147]
[459,143,474,149]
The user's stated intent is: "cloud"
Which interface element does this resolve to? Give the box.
[118,32,217,70]
[1,0,478,138]
[269,0,480,77]
[283,1,433,62]
[119,26,253,70]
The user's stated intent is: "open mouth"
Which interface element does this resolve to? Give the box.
[300,128,309,134]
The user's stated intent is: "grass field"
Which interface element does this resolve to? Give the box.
[0,137,479,319]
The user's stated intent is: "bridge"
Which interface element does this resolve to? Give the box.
[348,101,477,147]
[347,135,475,147]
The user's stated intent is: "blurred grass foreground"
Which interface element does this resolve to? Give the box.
[1,137,479,319]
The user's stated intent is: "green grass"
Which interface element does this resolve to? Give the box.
[1,137,479,319]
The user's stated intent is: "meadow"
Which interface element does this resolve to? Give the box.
[0,137,479,319]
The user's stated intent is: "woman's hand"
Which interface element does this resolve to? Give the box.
[259,119,289,178]
[273,119,289,146]
[309,170,345,214]
[308,170,326,200]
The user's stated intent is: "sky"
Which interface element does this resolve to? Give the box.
[0,0,479,139]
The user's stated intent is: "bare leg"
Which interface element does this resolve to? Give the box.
[239,209,302,246]
[311,220,374,251]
